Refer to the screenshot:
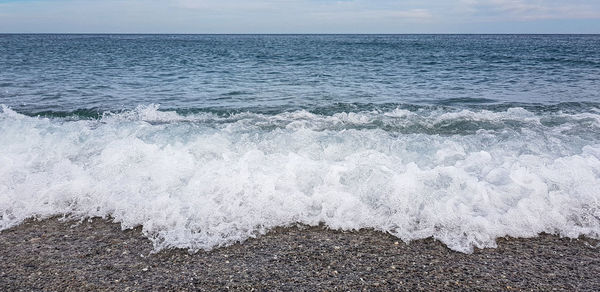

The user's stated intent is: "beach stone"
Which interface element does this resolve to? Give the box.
[1,217,599,291]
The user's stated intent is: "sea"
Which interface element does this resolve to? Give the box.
[1,34,599,253]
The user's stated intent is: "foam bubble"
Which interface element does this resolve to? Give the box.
[1,104,600,253]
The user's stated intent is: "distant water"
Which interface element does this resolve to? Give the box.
[1,34,600,253]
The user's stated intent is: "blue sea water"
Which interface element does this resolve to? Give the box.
[1,34,600,252]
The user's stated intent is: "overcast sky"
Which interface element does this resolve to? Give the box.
[1,0,599,33]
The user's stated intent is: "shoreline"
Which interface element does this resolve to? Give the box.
[1,218,599,290]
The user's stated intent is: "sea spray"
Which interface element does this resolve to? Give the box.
[1,104,599,253]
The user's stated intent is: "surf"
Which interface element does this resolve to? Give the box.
[1,104,599,253]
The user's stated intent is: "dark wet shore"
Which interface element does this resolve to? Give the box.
[1,218,599,291]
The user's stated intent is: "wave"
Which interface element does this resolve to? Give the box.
[13,101,600,119]
[1,104,600,253]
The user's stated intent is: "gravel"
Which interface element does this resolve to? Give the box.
[1,217,599,291]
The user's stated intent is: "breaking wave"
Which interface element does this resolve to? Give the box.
[1,104,600,253]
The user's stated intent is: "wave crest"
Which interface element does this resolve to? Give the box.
[1,104,600,253]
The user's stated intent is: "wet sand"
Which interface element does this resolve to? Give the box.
[1,218,599,291]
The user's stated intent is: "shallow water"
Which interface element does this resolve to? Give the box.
[1,34,600,252]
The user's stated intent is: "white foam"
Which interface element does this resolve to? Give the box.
[1,104,600,253]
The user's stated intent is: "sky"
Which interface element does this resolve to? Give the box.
[0,0,599,33]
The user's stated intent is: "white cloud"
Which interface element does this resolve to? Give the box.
[464,0,600,20]
[0,0,599,32]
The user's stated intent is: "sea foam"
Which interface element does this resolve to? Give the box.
[1,104,599,253]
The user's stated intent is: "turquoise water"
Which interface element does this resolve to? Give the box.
[1,34,600,252]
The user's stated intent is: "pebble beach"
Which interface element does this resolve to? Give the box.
[1,217,599,291]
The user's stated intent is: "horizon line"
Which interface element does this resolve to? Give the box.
[1,32,599,35]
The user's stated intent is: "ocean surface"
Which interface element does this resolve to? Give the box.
[1,34,600,253]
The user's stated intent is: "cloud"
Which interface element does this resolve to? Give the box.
[463,0,600,21]
[310,9,432,23]
[0,0,599,33]
[172,0,431,20]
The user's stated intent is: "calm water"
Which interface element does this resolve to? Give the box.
[1,34,600,252]
[2,34,600,114]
